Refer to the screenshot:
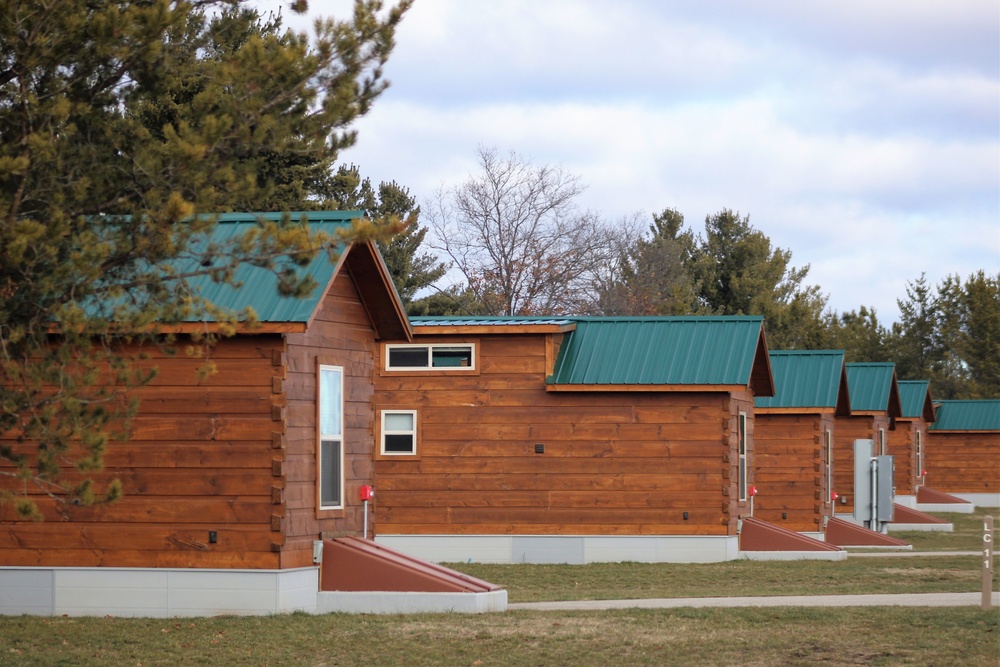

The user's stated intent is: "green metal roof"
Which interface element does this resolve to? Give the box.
[547,316,767,387]
[930,400,1000,431]
[845,362,899,413]
[172,211,359,323]
[897,380,933,420]
[410,316,575,327]
[755,350,845,409]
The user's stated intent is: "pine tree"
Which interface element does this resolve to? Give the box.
[689,209,828,349]
[891,273,938,380]
[596,208,701,316]
[328,165,447,309]
[0,0,411,516]
[826,306,890,363]
[961,271,1000,396]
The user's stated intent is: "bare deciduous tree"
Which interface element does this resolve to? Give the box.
[426,146,617,316]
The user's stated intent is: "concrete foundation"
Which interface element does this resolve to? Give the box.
[316,589,507,614]
[0,565,508,617]
[375,534,742,564]
[0,566,319,617]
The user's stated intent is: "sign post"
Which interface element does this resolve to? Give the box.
[984,515,994,611]
[360,485,374,540]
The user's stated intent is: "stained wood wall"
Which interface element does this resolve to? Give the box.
[924,431,999,495]
[887,420,923,496]
[280,268,378,568]
[832,414,890,514]
[1,267,381,571]
[373,333,753,538]
[1,336,284,569]
[754,413,834,532]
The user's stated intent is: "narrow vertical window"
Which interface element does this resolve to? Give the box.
[319,365,344,509]
[826,429,834,504]
[381,410,417,455]
[738,412,747,502]
[915,430,922,479]
[879,428,886,455]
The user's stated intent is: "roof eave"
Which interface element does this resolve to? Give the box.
[922,388,937,423]
[748,325,775,397]
[344,241,412,342]
[835,362,852,417]
[545,383,749,393]
[756,406,837,415]
[412,323,576,335]
[158,322,307,335]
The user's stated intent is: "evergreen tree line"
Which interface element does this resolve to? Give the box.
[332,157,999,402]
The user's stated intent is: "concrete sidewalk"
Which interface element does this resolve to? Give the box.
[847,550,981,557]
[509,592,1000,611]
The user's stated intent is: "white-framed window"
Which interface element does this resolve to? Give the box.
[318,365,344,510]
[879,428,886,455]
[385,344,475,370]
[738,412,747,501]
[381,410,417,455]
[826,429,834,503]
[915,429,922,477]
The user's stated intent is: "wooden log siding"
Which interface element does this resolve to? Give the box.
[281,268,377,568]
[832,414,890,514]
[924,431,1000,495]
[374,333,753,537]
[887,420,923,496]
[0,335,285,569]
[1,267,385,571]
[754,413,833,532]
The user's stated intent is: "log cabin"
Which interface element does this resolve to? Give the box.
[888,380,936,504]
[832,362,902,516]
[372,315,775,564]
[753,350,850,537]
[925,399,1000,507]
[0,211,417,616]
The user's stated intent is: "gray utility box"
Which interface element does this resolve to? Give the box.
[854,439,874,525]
[853,440,895,529]
[875,455,895,523]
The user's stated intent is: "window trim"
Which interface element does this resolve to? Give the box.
[879,427,886,456]
[384,343,476,371]
[738,411,748,502]
[317,364,344,511]
[380,409,418,456]
[826,429,834,505]
[915,429,922,478]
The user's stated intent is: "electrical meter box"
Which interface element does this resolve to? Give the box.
[853,439,874,524]
[876,455,895,522]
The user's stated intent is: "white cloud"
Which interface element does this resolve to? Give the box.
[258,0,999,321]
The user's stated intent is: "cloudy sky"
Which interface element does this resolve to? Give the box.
[258,0,999,321]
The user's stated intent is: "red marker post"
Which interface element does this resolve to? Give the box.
[360,485,374,539]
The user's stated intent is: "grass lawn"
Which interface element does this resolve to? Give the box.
[892,509,999,551]
[447,555,997,603]
[446,509,1000,603]
[1,607,997,667]
[1,509,997,666]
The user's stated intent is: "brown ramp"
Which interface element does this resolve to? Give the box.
[916,487,971,504]
[825,517,910,547]
[891,504,950,525]
[740,517,842,552]
[321,537,502,593]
